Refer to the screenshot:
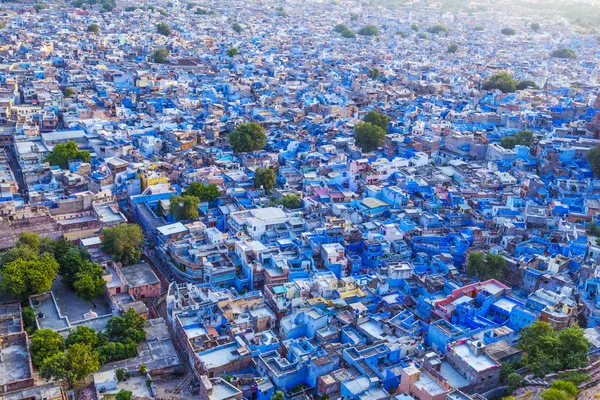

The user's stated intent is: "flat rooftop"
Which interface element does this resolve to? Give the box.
[0,339,31,385]
[452,343,498,372]
[120,263,160,288]
[198,343,240,370]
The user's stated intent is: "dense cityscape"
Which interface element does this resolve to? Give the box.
[0,0,599,399]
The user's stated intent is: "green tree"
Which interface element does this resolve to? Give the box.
[271,392,285,400]
[63,87,75,97]
[97,341,137,364]
[156,22,171,36]
[56,246,90,288]
[40,343,99,388]
[254,168,276,191]
[73,264,106,305]
[483,72,518,93]
[506,373,522,394]
[184,182,221,202]
[281,195,302,209]
[531,22,541,32]
[411,23,419,31]
[557,327,590,370]
[101,224,144,266]
[447,43,458,53]
[548,381,578,398]
[516,80,539,90]
[116,390,133,400]
[0,245,38,266]
[499,130,534,149]
[552,48,577,59]
[227,47,239,57]
[106,308,146,344]
[540,390,568,400]
[587,145,600,178]
[87,23,99,33]
[341,29,356,38]
[30,329,65,367]
[474,25,484,31]
[140,364,147,374]
[368,68,380,80]
[232,23,243,33]
[16,232,40,251]
[152,48,170,63]
[427,24,448,34]
[0,255,58,300]
[518,321,589,377]
[22,306,37,334]
[33,3,46,12]
[466,251,506,281]
[334,23,349,33]
[501,27,516,35]
[358,25,380,36]
[228,122,266,153]
[116,368,125,381]
[169,195,200,221]
[66,326,101,349]
[45,141,90,169]
[364,111,390,132]
[354,122,386,152]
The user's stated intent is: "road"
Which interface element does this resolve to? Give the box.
[143,248,183,290]
[6,148,27,201]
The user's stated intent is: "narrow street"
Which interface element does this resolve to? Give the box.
[6,148,27,201]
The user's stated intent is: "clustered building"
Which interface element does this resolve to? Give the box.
[0,0,598,399]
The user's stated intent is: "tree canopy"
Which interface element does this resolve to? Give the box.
[87,23,99,33]
[152,48,170,63]
[169,195,200,221]
[228,123,266,153]
[501,27,516,35]
[552,48,577,60]
[30,329,65,367]
[156,22,171,36]
[0,254,58,300]
[106,308,146,344]
[447,43,458,53]
[184,182,221,202]
[516,80,539,90]
[73,263,106,304]
[40,343,99,388]
[540,380,578,400]
[466,251,507,281]
[482,72,518,93]
[519,321,590,376]
[341,28,356,38]
[45,141,90,169]
[427,24,448,35]
[587,145,600,178]
[116,390,133,400]
[101,224,144,266]
[368,68,380,80]
[254,168,276,191]
[530,22,541,32]
[276,194,302,209]
[232,22,243,33]
[499,130,535,149]
[358,25,380,36]
[334,24,349,33]
[227,47,239,57]
[354,122,386,153]
[363,111,390,132]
